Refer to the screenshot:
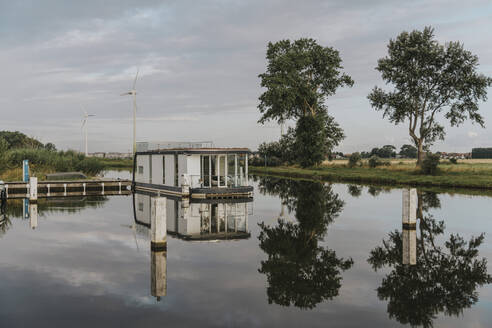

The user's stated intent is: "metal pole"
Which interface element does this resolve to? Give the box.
[85,121,88,156]
[133,92,137,154]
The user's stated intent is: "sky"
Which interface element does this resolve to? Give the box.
[0,0,491,153]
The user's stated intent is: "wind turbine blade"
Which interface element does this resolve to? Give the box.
[120,92,130,96]
[81,119,86,127]
[132,68,139,89]
[88,114,96,117]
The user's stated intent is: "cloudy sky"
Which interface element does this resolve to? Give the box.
[1,0,491,153]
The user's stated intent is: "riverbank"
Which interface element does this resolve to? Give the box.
[250,163,492,191]
[0,158,133,181]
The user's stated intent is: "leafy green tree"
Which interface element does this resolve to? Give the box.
[257,178,353,309]
[44,142,57,152]
[368,191,492,327]
[348,152,361,168]
[0,131,44,149]
[368,27,492,166]
[258,38,353,167]
[399,144,417,158]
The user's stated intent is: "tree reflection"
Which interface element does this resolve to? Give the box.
[347,184,363,197]
[258,178,353,309]
[368,191,492,327]
[0,205,11,238]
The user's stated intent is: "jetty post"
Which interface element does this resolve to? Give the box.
[150,196,167,299]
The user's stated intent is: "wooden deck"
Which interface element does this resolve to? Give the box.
[3,179,132,199]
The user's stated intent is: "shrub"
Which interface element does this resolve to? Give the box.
[348,152,361,168]
[449,157,458,164]
[368,155,381,168]
[421,153,440,175]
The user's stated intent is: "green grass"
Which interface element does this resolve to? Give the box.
[250,163,492,191]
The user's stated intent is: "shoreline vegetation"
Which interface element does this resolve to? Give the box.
[0,156,133,182]
[250,159,492,194]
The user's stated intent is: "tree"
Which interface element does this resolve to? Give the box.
[368,27,492,166]
[399,144,417,158]
[44,142,57,152]
[258,38,353,167]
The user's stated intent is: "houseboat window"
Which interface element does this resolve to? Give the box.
[138,165,144,174]
[162,156,166,184]
[201,155,211,187]
[138,202,143,211]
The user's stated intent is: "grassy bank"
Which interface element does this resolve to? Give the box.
[0,149,133,181]
[250,161,492,191]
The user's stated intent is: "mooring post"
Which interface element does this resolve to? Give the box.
[402,188,417,265]
[151,197,167,250]
[29,177,38,202]
[150,196,167,299]
[23,160,29,183]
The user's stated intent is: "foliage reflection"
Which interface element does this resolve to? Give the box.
[257,177,353,309]
[368,191,492,327]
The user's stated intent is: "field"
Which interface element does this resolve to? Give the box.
[250,159,492,191]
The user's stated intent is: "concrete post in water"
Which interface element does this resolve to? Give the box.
[29,203,38,229]
[402,188,417,265]
[29,177,38,202]
[150,196,167,300]
[151,197,167,251]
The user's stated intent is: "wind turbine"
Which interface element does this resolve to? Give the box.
[81,106,95,156]
[121,68,139,154]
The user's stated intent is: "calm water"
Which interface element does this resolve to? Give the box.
[1,173,492,327]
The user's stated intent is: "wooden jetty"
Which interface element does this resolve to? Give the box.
[3,179,132,199]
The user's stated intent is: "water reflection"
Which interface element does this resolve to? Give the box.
[368,189,492,327]
[257,177,354,309]
[132,193,252,301]
[0,203,10,238]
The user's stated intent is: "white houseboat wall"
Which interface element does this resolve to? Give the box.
[133,142,253,199]
[133,193,252,241]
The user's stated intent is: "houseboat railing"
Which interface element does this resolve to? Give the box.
[189,175,249,188]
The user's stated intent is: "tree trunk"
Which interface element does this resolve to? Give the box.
[416,141,424,167]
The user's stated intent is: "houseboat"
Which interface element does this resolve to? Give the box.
[133,141,253,199]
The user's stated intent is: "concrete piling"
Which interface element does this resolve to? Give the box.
[150,197,167,251]
[150,196,167,300]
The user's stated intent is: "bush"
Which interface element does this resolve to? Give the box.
[1,148,105,176]
[421,153,440,175]
[368,155,382,168]
[449,157,458,164]
[348,152,361,168]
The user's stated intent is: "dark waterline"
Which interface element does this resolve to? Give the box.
[0,173,491,327]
